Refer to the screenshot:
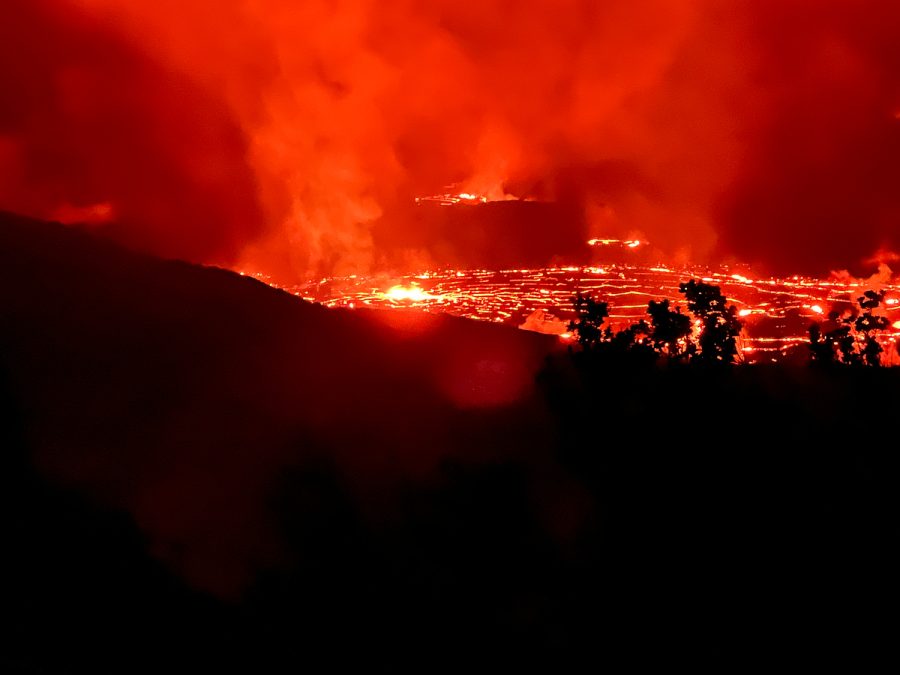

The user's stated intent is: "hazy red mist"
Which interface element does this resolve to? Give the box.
[0,1,264,263]
[1,0,899,278]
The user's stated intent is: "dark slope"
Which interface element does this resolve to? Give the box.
[2,211,899,672]
[1,211,588,673]
[0,211,559,590]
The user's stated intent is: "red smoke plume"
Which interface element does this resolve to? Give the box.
[0,0,264,263]
[1,0,899,278]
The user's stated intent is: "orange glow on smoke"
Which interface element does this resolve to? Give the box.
[2,1,900,280]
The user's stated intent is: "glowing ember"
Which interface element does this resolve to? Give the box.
[810,304,824,314]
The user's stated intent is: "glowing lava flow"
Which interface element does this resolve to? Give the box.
[283,263,900,363]
[414,191,489,206]
[382,284,441,302]
[587,238,645,249]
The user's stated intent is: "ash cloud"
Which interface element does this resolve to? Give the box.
[715,0,900,276]
[0,0,263,263]
[2,1,899,277]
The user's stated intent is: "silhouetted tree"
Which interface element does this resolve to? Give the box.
[568,293,611,349]
[808,323,837,364]
[568,294,660,363]
[808,290,890,366]
[608,318,659,362]
[855,291,891,366]
[678,280,743,364]
[567,282,745,365]
[646,299,693,360]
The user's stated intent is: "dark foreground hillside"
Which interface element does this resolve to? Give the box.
[1,212,898,672]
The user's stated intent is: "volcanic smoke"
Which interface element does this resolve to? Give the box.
[1,0,899,280]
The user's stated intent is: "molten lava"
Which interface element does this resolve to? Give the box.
[282,261,900,364]
[414,191,490,206]
[382,284,441,303]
